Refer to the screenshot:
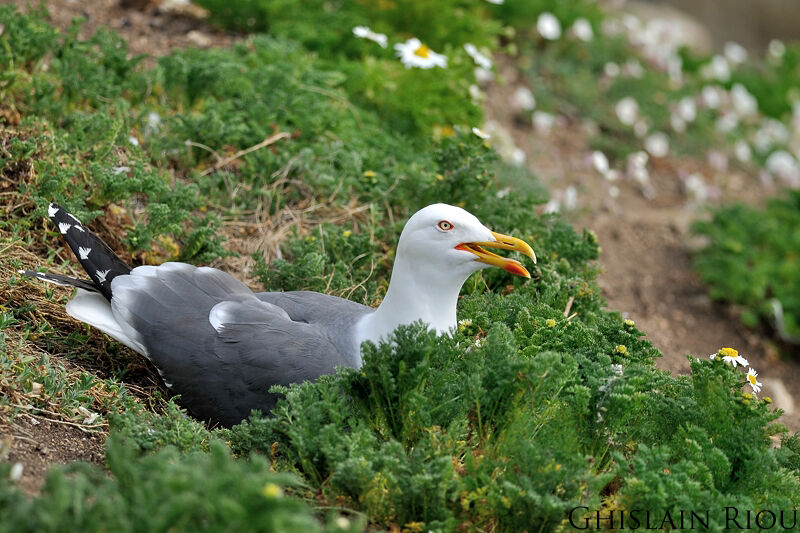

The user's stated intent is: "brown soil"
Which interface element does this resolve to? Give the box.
[4,0,799,495]
[1,417,105,496]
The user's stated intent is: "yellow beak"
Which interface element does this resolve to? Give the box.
[455,231,536,279]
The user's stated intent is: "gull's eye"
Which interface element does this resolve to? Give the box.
[437,220,454,231]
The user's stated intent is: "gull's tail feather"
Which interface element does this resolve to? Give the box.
[46,203,132,300]
[17,269,101,293]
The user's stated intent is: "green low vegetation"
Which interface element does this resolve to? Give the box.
[693,191,800,352]
[1,2,799,532]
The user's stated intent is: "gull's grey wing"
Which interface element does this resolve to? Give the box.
[110,263,370,427]
[254,291,373,356]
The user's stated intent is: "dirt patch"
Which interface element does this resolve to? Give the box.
[0,417,105,496]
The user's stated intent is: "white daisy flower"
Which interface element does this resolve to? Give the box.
[702,55,731,82]
[768,39,786,61]
[644,132,669,158]
[471,127,490,140]
[464,43,492,70]
[537,12,562,40]
[394,38,447,69]
[734,140,752,162]
[571,18,593,42]
[474,67,493,84]
[718,347,749,367]
[468,84,483,104]
[677,97,697,123]
[746,368,762,393]
[532,111,555,134]
[592,150,610,175]
[604,62,620,78]
[701,85,723,109]
[615,97,639,126]
[512,86,536,111]
[724,41,748,65]
[731,84,758,117]
[353,26,388,48]
[766,150,800,185]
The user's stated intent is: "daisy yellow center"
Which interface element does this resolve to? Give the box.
[719,347,738,358]
[414,44,431,58]
[747,374,757,385]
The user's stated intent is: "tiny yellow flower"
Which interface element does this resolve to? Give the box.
[719,347,738,359]
[545,318,556,328]
[363,170,376,178]
[623,319,635,327]
[261,482,283,499]
[435,173,445,181]
[615,344,628,355]
[764,397,773,404]
[343,230,352,238]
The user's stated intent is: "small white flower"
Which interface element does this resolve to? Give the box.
[701,85,722,109]
[715,113,739,133]
[129,136,139,146]
[543,198,560,214]
[623,60,644,79]
[766,150,800,185]
[604,62,620,78]
[644,132,669,158]
[474,67,494,84]
[458,318,473,328]
[731,84,758,117]
[677,97,697,123]
[684,173,709,203]
[734,140,752,163]
[485,0,504,4]
[472,127,490,140]
[670,113,686,133]
[113,166,130,175]
[394,38,447,69]
[353,26,388,48]
[564,186,578,211]
[571,18,593,42]
[464,43,492,70]
[724,41,748,65]
[537,12,562,40]
[768,39,786,61]
[723,353,749,368]
[615,97,639,126]
[9,463,23,483]
[703,55,731,82]
[592,151,609,175]
[746,368,762,393]
[145,112,161,135]
[532,111,555,134]
[468,84,483,103]
[512,86,536,111]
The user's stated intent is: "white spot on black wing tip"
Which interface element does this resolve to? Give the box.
[95,270,110,283]
[78,247,92,260]
[73,225,85,232]
[48,204,59,218]
[68,213,82,224]
[58,222,71,234]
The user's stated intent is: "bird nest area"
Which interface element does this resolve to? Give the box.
[0,225,168,431]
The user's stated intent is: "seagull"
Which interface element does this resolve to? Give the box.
[21,203,535,426]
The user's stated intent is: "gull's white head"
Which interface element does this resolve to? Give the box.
[397,203,536,281]
[358,203,536,343]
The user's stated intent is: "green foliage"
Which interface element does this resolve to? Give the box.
[0,438,362,533]
[692,191,800,349]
